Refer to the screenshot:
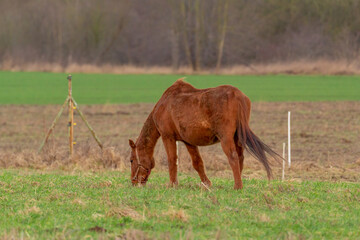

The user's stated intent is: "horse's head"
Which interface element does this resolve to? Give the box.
[129,139,154,186]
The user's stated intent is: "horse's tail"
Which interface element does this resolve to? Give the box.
[237,96,281,180]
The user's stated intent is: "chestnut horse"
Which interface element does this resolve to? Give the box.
[129,79,279,189]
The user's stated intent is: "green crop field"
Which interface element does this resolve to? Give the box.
[0,71,359,104]
[1,170,359,239]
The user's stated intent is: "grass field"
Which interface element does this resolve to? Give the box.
[1,170,360,239]
[1,71,360,104]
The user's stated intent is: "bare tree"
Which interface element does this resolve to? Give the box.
[169,0,180,70]
[96,0,130,64]
[194,0,203,71]
[180,0,196,70]
[216,0,229,72]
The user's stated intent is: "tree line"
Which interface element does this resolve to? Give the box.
[0,0,359,70]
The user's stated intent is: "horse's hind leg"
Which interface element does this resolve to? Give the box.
[236,145,244,176]
[220,137,243,190]
[184,143,212,187]
[161,136,179,186]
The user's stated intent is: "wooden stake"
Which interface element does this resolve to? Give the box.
[72,98,103,149]
[38,97,69,153]
[68,75,74,155]
[282,142,285,181]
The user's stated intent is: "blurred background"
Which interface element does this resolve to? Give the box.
[1,0,359,72]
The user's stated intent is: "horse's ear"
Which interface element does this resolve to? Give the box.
[129,139,136,149]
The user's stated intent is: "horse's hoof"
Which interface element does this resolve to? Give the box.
[200,182,212,192]
[233,184,243,190]
[204,180,212,187]
[201,180,212,188]
[168,181,178,188]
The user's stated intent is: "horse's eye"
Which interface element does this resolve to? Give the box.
[130,160,133,163]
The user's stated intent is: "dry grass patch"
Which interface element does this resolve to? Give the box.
[118,229,150,240]
[0,230,31,240]
[92,213,105,220]
[106,206,142,221]
[258,213,271,223]
[164,206,189,222]
[72,198,86,206]
[2,59,360,75]
[0,146,125,171]
[18,206,42,216]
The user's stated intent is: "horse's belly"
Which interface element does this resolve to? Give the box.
[178,124,219,146]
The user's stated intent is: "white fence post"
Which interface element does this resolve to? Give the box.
[288,111,291,168]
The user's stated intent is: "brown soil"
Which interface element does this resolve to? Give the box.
[0,102,359,182]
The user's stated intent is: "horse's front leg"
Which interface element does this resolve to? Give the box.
[161,136,178,187]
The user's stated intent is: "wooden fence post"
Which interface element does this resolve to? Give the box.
[39,74,103,156]
[68,75,74,155]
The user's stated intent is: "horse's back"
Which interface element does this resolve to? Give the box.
[161,80,248,104]
[155,80,250,119]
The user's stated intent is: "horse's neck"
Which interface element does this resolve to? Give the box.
[137,112,160,155]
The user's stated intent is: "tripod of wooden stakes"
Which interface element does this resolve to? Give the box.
[38,75,103,155]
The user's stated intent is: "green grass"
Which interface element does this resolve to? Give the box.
[1,170,359,239]
[0,71,359,104]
